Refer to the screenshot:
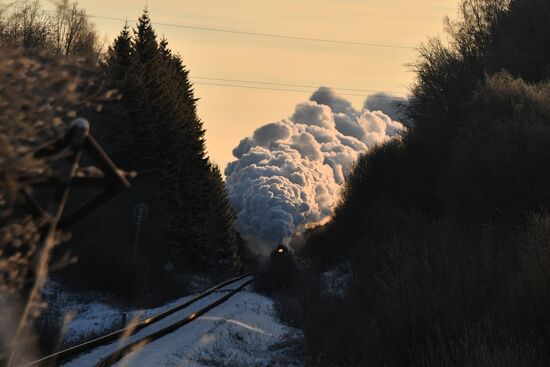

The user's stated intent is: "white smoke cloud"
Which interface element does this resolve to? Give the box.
[364,92,408,123]
[225,87,406,248]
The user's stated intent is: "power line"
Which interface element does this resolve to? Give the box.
[43,9,412,97]
[83,13,416,50]
[190,76,409,96]
[41,9,550,59]
[193,82,408,99]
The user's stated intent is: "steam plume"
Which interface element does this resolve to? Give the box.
[225,87,406,248]
[364,92,408,122]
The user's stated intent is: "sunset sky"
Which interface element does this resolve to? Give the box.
[44,0,460,170]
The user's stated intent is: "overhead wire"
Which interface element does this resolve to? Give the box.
[192,82,408,99]
[43,6,550,101]
[42,7,412,98]
[39,8,417,97]
[82,13,416,50]
[52,8,550,97]
[79,10,550,60]
[41,8,550,60]
[190,76,409,96]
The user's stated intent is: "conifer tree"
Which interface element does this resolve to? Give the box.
[103,9,241,275]
[104,22,132,84]
[133,9,158,66]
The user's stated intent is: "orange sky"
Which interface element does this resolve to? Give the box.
[44,0,460,170]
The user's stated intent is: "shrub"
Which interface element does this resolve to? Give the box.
[0,47,109,364]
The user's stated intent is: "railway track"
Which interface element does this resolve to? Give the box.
[21,273,258,367]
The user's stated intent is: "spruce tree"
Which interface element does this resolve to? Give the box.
[104,22,132,84]
[133,9,158,66]
[103,9,242,276]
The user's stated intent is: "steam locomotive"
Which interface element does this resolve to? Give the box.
[264,244,297,289]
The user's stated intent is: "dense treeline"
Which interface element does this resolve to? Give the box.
[280,1,550,366]
[0,0,241,305]
[1,2,243,359]
[61,10,242,299]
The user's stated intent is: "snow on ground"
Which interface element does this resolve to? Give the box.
[41,280,126,346]
[114,290,303,367]
[53,277,302,367]
[41,276,214,347]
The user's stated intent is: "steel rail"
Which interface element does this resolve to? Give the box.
[94,275,258,367]
[21,273,255,367]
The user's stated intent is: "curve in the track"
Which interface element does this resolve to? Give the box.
[95,275,258,367]
[20,273,255,367]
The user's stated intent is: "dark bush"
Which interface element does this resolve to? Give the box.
[278,1,550,363]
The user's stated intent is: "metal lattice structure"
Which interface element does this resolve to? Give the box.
[7,118,136,367]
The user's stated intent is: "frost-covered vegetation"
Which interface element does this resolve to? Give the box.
[0,44,110,363]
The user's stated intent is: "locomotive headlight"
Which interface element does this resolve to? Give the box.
[277,248,284,253]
